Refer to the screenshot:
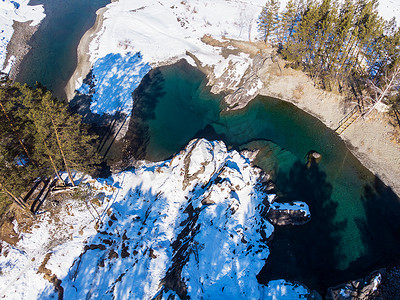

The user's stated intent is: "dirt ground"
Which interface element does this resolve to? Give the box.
[197,37,400,196]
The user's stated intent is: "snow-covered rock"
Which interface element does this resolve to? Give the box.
[0,0,45,72]
[267,201,311,226]
[0,139,313,299]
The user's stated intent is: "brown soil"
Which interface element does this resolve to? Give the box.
[67,15,400,197]
[241,42,400,196]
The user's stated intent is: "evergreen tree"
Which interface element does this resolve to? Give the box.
[278,0,299,46]
[0,82,101,213]
[26,89,101,186]
[258,0,280,44]
[330,0,356,78]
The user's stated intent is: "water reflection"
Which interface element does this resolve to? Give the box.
[258,159,347,294]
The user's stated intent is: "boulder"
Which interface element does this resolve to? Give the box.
[327,270,383,300]
[266,201,311,226]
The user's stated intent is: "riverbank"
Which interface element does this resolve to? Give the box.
[0,0,45,75]
[4,20,39,79]
[176,36,400,197]
[65,7,108,100]
[254,47,400,197]
[66,0,400,197]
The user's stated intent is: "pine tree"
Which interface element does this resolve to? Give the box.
[287,0,321,66]
[278,0,299,46]
[26,89,100,186]
[0,82,101,213]
[329,0,356,78]
[258,0,280,44]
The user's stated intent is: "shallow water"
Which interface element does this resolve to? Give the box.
[125,59,400,293]
[16,0,109,99]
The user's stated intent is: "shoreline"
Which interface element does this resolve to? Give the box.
[65,6,108,100]
[3,20,39,79]
[66,3,400,197]
[254,50,400,196]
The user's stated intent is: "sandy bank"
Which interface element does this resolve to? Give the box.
[254,48,400,196]
[65,7,107,100]
[189,39,400,196]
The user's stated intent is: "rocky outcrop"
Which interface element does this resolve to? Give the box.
[327,267,400,299]
[327,270,382,300]
[222,53,267,110]
[266,201,311,226]
[0,139,314,299]
[307,150,322,167]
[58,139,278,299]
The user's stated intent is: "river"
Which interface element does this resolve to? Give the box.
[16,0,109,100]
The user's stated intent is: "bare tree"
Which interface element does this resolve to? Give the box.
[363,66,400,117]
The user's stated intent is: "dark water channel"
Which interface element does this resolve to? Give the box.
[124,60,400,294]
[16,0,109,100]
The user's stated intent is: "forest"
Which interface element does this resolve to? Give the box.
[0,75,100,215]
[258,0,400,115]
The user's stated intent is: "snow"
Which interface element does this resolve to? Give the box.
[270,201,311,217]
[77,0,265,115]
[278,0,399,23]
[0,0,45,71]
[88,0,263,65]
[0,139,312,299]
[76,0,400,116]
[77,52,151,116]
[372,273,382,292]
[261,279,311,299]
[0,176,115,299]
[377,0,400,23]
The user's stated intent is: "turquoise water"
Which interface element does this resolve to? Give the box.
[16,0,109,100]
[125,60,400,292]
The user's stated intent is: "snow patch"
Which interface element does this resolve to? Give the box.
[261,279,311,299]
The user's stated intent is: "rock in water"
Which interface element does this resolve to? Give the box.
[327,270,382,299]
[266,201,311,226]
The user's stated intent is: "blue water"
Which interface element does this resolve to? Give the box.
[16,0,110,99]
[124,59,400,293]
[15,1,400,290]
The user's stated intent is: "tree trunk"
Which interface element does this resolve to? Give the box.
[364,67,400,117]
[42,138,64,184]
[0,183,32,215]
[50,117,75,187]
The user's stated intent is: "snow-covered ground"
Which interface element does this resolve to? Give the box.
[0,0,45,73]
[77,52,151,115]
[75,0,400,116]
[0,139,312,299]
[76,0,266,115]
